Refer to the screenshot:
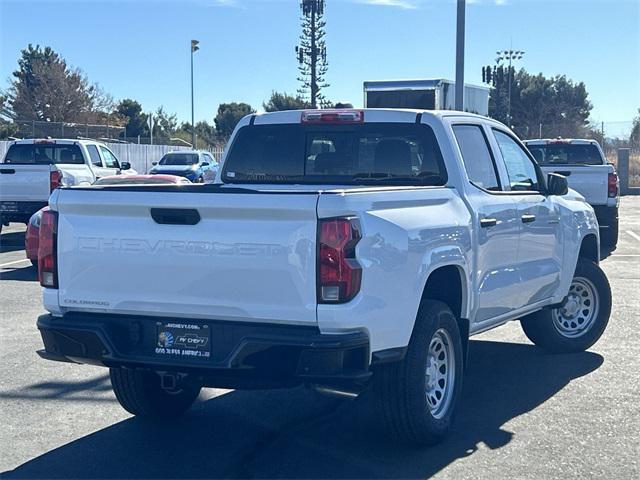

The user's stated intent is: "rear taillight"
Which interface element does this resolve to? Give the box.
[608,172,619,198]
[38,210,58,288]
[50,170,62,192]
[318,218,362,304]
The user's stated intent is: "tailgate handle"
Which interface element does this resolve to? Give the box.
[554,171,572,176]
[0,168,16,174]
[150,208,201,225]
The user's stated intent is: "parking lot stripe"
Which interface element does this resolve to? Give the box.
[0,258,30,269]
[627,231,640,242]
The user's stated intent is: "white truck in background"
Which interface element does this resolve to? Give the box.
[36,109,611,446]
[0,139,134,231]
[524,139,619,252]
[364,79,490,115]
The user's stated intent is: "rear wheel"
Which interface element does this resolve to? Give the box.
[109,368,201,418]
[374,301,464,446]
[521,258,611,353]
[601,222,619,253]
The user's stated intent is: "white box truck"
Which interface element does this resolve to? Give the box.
[364,78,490,115]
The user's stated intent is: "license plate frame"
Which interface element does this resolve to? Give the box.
[155,322,211,359]
[0,202,18,213]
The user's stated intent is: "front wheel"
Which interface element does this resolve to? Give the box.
[521,258,612,353]
[110,368,201,418]
[374,301,464,446]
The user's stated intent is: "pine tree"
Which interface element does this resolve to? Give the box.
[295,0,329,109]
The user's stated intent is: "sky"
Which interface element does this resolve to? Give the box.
[0,0,638,137]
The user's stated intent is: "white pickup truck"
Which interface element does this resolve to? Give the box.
[36,109,611,445]
[0,139,133,230]
[524,139,619,251]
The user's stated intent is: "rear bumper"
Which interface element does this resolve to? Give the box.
[593,205,618,229]
[37,313,371,390]
[0,201,47,224]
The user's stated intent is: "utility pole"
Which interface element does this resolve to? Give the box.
[191,39,200,148]
[455,0,466,111]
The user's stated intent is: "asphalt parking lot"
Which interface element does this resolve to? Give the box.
[1,198,638,479]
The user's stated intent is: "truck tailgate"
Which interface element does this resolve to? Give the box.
[540,165,611,205]
[55,188,319,325]
[0,164,52,202]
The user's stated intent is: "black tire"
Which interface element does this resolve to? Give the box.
[109,368,201,418]
[374,300,464,446]
[521,258,611,354]
[601,222,619,253]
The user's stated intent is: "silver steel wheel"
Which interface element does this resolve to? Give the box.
[425,328,456,419]
[552,277,600,338]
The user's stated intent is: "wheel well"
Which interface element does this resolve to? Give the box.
[422,265,464,319]
[421,265,469,368]
[579,234,599,263]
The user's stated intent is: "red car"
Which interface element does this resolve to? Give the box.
[26,174,189,267]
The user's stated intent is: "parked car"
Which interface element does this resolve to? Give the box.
[524,138,619,252]
[36,109,611,446]
[25,174,188,267]
[149,150,218,183]
[0,139,136,232]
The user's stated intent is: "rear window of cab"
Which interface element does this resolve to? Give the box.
[222,123,447,186]
[4,144,84,165]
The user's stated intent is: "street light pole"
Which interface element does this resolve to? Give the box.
[496,49,525,127]
[455,0,466,111]
[191,40,200,149]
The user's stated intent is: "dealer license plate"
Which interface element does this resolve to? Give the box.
[155,322,211,359]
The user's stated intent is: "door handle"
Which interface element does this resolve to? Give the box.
[150,208,201,225]
[521,214,536,224]
[480,218,498,228]
[0,168,16,174]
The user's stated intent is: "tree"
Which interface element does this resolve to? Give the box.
[3,44,118,124]
[152,106,178,140]
[263,91,310,112]
[116,99,148,138]
[486,67,592,138]
[631,109,640,148]
[296,0,329,108]
[214,102,254,138]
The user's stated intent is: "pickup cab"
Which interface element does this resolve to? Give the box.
[0,139,134,229]
[524,139,619,251]
[36,110,612,445]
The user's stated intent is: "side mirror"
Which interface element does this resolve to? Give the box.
[152,161,158,166]
[202,162,210,167]
[547,173,568,196]
[121,162,131,171]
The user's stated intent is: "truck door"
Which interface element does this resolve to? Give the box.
[452,124,522,324]
[491,129,562,307]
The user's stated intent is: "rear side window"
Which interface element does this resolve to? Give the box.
[87,145,102,167]
[453,125,501,191]
[4,144,84,165]
[222,123,447,186]
[526,144,604,166]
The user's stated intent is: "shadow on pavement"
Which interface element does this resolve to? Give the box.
[0,265,37,282]
[0,375,113,403]
[0,231,26,254]
[1,340,603,479]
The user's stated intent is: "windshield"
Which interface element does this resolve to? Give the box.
[222,123,447,186]
[3,144,84,165]
[159,153,199,166]
[527,144,604,166]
